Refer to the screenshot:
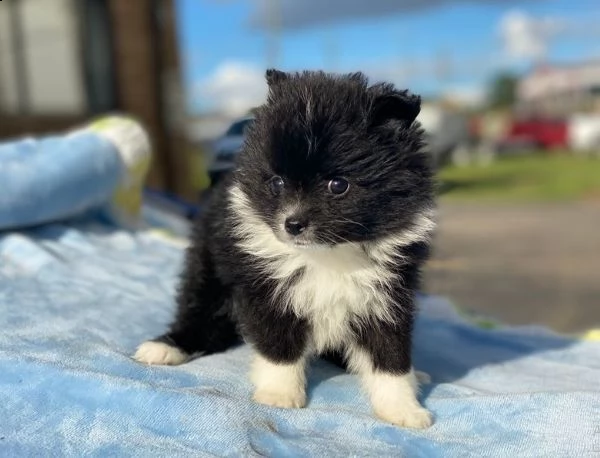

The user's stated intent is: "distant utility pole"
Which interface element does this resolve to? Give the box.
[266,0,281,68]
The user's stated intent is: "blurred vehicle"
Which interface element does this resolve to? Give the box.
[569,113,600,156]
[207,116,254,184]
[498,118,569,152]
[417,104,471,168]
[493,114,600,156]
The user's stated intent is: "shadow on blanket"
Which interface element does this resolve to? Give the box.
[306,307,574,405]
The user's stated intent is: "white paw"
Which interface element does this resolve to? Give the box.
[133,341,188,366]
[250,353,307,409]
[375,405,433,429]
[253,388,306,409]
[415,370,431,384]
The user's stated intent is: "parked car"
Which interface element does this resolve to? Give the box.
[498,118,569,152]
[481,114,600,158]
[206,116,254,184]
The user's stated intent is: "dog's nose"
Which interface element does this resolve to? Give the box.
[284,218,307,236]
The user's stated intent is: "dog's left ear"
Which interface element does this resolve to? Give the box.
[369,90,421,129]
[265,68,288,86]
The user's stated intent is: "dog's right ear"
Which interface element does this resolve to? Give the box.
[369,89,421,130]
[265,69,288,86]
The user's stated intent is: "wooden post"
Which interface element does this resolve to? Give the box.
[153,0,195,200]
[107,0,192,199]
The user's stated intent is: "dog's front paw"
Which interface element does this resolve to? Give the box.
[253,388,306,409]
[375,404,433,429]
[250,353,307,409]
[133,341,188,366]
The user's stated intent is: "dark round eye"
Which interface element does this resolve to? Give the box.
[328,178,350,196]
[268,176,285,196]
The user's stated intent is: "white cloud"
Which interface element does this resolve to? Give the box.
[499,10,564,62]
[195,61,268,116]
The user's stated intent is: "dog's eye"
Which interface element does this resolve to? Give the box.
[268,176,285,196]
[328,178,350,196]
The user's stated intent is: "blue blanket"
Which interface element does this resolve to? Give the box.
[1,209,598,457]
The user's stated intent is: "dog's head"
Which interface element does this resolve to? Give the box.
[234,69,434,248]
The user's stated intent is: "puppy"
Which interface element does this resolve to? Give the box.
[135,70,435,428]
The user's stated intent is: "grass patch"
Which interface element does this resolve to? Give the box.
[438,152,600,202]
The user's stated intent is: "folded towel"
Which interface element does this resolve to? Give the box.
[0,116,151,230]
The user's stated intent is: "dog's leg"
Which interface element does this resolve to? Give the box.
[134,236,238,365]
[347,319,432,429]
[241,295,310,408]
[250,353,307,408]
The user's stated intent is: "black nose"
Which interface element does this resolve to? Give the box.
[285,218,307,236]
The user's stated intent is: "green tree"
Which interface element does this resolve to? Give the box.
[487,73,518,109]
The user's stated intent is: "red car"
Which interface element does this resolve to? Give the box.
[501,118,568,151]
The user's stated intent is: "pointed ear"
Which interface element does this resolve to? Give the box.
[369,90,421,129]
[265,68,288,86]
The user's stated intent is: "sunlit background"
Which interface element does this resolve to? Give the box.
[1,0,599,332]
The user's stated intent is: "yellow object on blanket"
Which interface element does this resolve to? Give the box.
[86,116,152,228]
[582,329,600,341]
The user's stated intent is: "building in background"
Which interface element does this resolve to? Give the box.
[517,61,600,117]
[0,0,194,199]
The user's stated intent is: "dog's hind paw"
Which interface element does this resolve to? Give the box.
[133,341,188,366]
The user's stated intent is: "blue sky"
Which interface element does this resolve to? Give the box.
[176,0,599,115]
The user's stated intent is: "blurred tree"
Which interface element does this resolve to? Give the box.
[487,73,518,109]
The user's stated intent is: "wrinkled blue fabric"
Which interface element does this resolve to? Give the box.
[0,133,122,230]
[0,210,599,457]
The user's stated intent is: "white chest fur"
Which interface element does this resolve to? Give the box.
[228,185,435,353]
[275,245,394,352]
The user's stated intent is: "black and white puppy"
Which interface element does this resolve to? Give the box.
[135,70,436,428]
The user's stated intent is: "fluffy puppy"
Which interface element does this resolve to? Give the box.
[135,69,436,428]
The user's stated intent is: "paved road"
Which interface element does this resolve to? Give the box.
[424,201,600,333]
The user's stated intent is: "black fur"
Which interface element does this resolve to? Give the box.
[150,70,434,376]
